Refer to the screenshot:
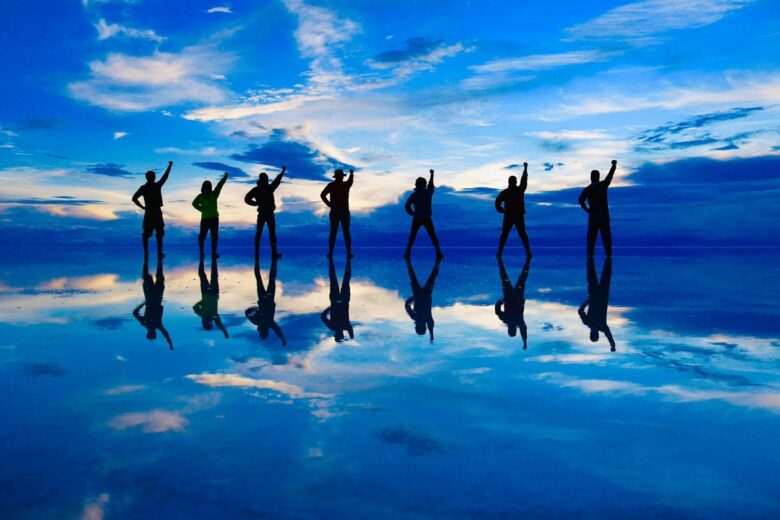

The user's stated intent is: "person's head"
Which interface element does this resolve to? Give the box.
[590,170,600,183]
[258,172,269,185]
[415,177,427,190]
[508,175,517,187]
[508,325,517,337]
[590,329,599,342]
[334,168,345,180]
[145,170,156,183]
[415,321,427,335]
[201,180,212,194]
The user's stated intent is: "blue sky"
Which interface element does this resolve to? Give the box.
[1,0,779,245]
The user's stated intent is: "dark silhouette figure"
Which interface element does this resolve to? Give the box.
[245,256,286,345]
[579,257,615,351]
[321,258,353,342]
[193,172,229,258]
[245,166,285,260]
[404,169,443,259]
[132,160,172,259]
[579,160,617,257]
[496,162,531,258]
[405,257,441,343]
[495,256,531,349]
[320,168,354,259]
[193,258,228,338]
[133,256,172,350]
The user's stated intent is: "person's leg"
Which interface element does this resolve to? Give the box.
[211,218,219,257]
[587,218,598,257]
[601,218,612,257]
[254,217,264,260]
[405,220,422,257]
[422,219,442,257]
[267,213,280,258]
[198,220,207,258]
[328,212,338,257]
[517,219,531,258]
[142,227,151,258]
[497,217,512,256]
[342,212,353,257]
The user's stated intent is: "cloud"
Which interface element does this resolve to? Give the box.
[471,50,618,74]
[108,410,188,432]
[104,384,146,395]
[637,106,763,144]
[85,163,135,177]
[113,131,128,140]
[192,161,248,178]
[565,0,757,42]
[68,46,235,111]
[186,373,330,399]
[95,19,164,42]
[369,37,465,78]
[230,129,354,180]
[207,6,232,14]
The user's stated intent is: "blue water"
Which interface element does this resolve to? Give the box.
[1,248,779,518]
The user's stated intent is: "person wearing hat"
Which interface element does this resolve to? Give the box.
[403,169,443,259]
[245,165,286,259]
[320,168,354,259]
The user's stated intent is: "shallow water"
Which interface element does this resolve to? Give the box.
[1,247,779,518]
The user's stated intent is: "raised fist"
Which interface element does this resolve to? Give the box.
[430,169,434,174]
[281,165,287,171]
[611,159,617,165]
[523,162,528,168]
[349,169,354,174]
[168,160,173,165]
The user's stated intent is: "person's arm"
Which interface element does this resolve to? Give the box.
[132,187,145,210]
[495,191,505,214]
[192,194,203,212]
[578,188,590,214]
[346,169,354,187]
[428,320,434,343]
[269,322,286,345]
[133,303,145,324]
[159,325,173,350]
[214,172,228,197]
[578,300,589,324]
[321,308,332,328]
[604,326,615,350]
[271,166,286,191]
[320,184,332,208]
[157,161,173,187]
[193,302,203,316]
[405,297,415,319]
[603,160,616,187]
[244,187,258,206]
[428,169,435,192]
[405,194,415,217]
[214,315,228,338]
[495,299,504,318]
[520,162,528,192]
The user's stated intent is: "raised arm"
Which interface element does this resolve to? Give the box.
[270,322,287,346]
[159,325,173,350]
[346,169,354,187]
[604,326,615,350]
[271,166,286,190]
[520,162,528,192]
[428,169,435,191]
[578,188,590,214]
[157,161,173,187]
[214,172,228,197]
[132,187,145,210]
[604,160,616,187]
[214,315,228,338]
[320,184,332,208]
[244,187,258,206]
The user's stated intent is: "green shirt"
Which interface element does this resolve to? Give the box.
[193,175,227,219]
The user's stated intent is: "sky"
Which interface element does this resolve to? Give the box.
[1,0,779,246]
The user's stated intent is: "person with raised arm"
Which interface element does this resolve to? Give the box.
[193,257,228,338]
[403,169,443,259]
[579,160,617,257]
[579,257,615,351]
[495,256,531,349]
[321,258,353,342]
[133,256,172,350]
[245,166,285,260]
[132,160,173,259]
[405,257,441,343]
[245,256,286,346]
[495,162,531,258]
[320,168,354,259]
[192,172,229,259]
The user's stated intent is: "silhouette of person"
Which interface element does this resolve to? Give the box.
[321,258,353,342]
[245,166,285,260]
[133,256,172,350]
[320,168,354,259]
[579,257,615,351]
[579,160,617,257]
[495,256,530,349]
[405,257,441,343]
[404,169,444,259]
[132,160,172,259]
[496,162,531,258]
[193,172,229,258]
[245,256,286,345]
[193,258,228,338]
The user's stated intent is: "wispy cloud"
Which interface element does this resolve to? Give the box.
[369,37,466,79]
[207,6,232,14]
[113,131,128,140]
[471,50,618,74]
[95,18,164,42]
[108,409,188,432]
[187,373,330,399]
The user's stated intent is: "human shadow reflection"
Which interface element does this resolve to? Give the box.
[579,257,615,351]
[193,258,228,338]
[133,256,172,350]
[405,257,441,343]
[245,257,286,346]
[321,258,353,342]
[495,256,530,349]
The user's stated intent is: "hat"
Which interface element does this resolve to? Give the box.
[333,168,345,178]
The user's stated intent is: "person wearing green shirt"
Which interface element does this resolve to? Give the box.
[193,172,229,258]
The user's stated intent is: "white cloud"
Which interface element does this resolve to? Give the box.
[113,131,128,140]
[187,373,331,399]
[95,18,164,43]
[108,409,188,432]
[207,6,232,14]
[565,0,756,42]
[470,50,618,74]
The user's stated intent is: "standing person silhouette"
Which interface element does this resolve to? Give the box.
[321,258,353,342]
[133,256,172,350]
[193,172,229,258]
[193,258,228,338]
[320,168,354,259]
[404,169,443,259]
[579,257,615,351]
[245,166,285,260]
[405,257,441,343]
[245,256,286,346]
[132,160,172,259]
[495,162,531,258]
[579,160,617,257]
[495,256,531,349]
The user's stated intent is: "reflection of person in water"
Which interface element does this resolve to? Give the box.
[193,258,228,338]
[245,257,286,345]
[495,256,530,349]
[579,257,615,351]
[321,258,353,342]
[405,257,441,343]
[133,256,172,350]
